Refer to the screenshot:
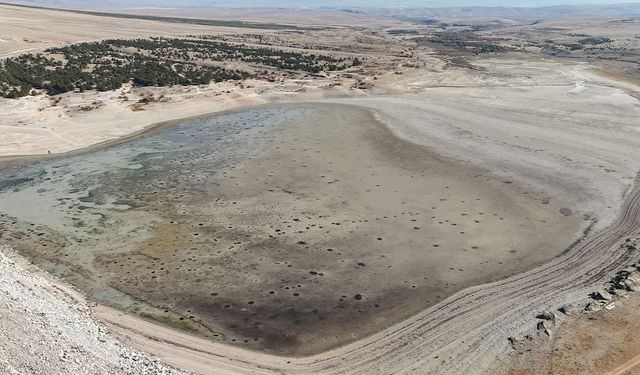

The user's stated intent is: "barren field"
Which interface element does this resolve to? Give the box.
[333,58,640,230]
[1,3,640,375]
[0,4,263,58]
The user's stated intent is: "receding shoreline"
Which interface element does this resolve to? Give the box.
[0,101,587,356]
[0,57,636,375]
[0,102,282,169]
[2,2,640,373]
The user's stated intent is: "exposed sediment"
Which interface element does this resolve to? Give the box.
[95,174,640,375]
[0,103,584,356]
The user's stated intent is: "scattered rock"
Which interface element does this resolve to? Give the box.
[624,274,640,291]
[536,310,555,321]
[585,302,603,312]
[557,305,569,315]
[0,247,184,375]
[604,302,616,310]
[536,320,552,336]
[559,207,573,216]
[591,289,612,301]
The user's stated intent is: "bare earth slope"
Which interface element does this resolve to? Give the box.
[0,246,185,375]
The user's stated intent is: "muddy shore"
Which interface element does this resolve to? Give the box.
[0,102,585,355]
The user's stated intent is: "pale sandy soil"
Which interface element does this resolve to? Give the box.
[484,16,640,48]
[551,295,640,375]
[0,4,276,58]
[2,3,640,375]
[0,79,368,157]
[96,7,405,28]
[329,57,640,231]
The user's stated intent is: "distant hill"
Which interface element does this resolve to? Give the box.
[2,0,640,22]
[369,3,640,22]
[4,0,640,9]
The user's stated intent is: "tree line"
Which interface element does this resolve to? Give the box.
[0,37,360,99]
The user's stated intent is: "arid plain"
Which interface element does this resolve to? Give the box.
[0,3,640,374]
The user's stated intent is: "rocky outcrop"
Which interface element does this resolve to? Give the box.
[583,238,640,312]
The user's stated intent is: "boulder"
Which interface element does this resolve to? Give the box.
[536,310,556,321]
[537,321,552,336]
[591,289,612,301]
[605,302,616,310]
[585,302,603,312]
[557,305,569,315]
[624,273,640,291]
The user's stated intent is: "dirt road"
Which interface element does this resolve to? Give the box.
[604,353,640,375]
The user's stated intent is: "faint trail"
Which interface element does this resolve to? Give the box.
[604,353,640,375]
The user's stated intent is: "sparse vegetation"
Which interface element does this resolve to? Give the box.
[0,37,357,98]
[417,31,506,54]
[387,29,420,35]
[577,37,612,46]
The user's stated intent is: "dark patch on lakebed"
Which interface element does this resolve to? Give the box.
[0,105,427,355]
